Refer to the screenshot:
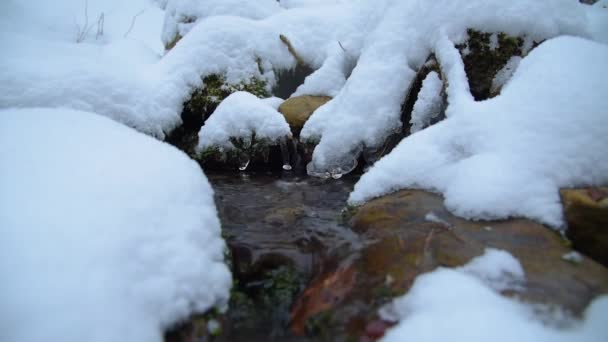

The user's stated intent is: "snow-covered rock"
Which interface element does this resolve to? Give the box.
[350,36,608,228]
[380,249,608,342]
[0,108,231,342]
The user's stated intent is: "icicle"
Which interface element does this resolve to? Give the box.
[237,153,250,171]
[279,136,292,171]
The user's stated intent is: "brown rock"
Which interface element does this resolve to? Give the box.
[561,187,608,266]
[291,189,608,338]
[278,95,331,136]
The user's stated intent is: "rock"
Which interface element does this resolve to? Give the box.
[290,190,608,339]
[457,29,534,100]
[263,206,307,226]
[278,95,331,136]
[562,187,608,266]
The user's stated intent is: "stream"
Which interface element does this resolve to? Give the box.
[206,171,364,341]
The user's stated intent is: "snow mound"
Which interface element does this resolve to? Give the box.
[0,108,231,342]
[410,71,444,133]
[0,0,172,138]
[350,36,608,228]
[161,0,282,47]
[197,91,292,151]
[380,249,608,342]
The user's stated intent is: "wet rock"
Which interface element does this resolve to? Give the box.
[279,95,332,137]
[166,74,270,157]
[264,206,307,226]
[291,190,608,339]
[562,187,608,266]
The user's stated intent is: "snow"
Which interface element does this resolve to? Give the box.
[0,108,231,342]
[0,0,173,138]
[2,0,600,151]
[380,249,608,342]
[300,0,589,176]
[459,249,525,292]
[410,71,444,133]
[196,91,292,151]
[491,56,522,95]
[350,36,608,228]
[161,0,282,47]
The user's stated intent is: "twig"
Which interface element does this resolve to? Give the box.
[124,9,146,38]
[76,0,89,43]
[279,34,306,66]
[338,41,347,52]
[96,13,104,40]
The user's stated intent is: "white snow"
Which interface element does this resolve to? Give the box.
[300,0,589,176]
[0,0,173,138]
[491,56,522,95]
[350,36,608,228]
[0,108,231,342]
[459,248,525,292]
[380,250,608,342]
[161,0,282,48]
[562,251,584,264]
[410,71,444,133]
[197,91,292,151]
[1,0,600,151]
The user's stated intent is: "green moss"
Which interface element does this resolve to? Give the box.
[259,265,302,309]
[304,310,335,339]
[456,29,525,100]
[184,74,270,123]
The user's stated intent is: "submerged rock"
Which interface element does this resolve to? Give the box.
[279,95,332,137]
[562,187,608,266]
[291,190,608,339]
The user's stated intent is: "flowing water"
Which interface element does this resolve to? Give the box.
[206,171,363,340]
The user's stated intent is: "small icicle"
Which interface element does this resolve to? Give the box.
[330,167,343,179]
[279,136,292,171]
[238,153,250,171]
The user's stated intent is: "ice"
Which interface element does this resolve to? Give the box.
[350,36,608,228]
[0,107,231,342]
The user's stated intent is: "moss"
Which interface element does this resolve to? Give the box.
[304,310,335,340]
[184,74,270,124]
[457,29,525,100]
[259,265,303,309]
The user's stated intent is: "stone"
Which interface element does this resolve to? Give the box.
[457,29,531,100]
[290,189,608,339]
[278,95,332,136]
[562,187,608,266]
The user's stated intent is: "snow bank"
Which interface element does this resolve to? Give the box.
[380,249,608,342]
[0,0,172,138]
[0,108,231,342]
[197,91,291,151]
[350,36,608,228]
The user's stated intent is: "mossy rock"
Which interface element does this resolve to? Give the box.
[184,74,270,126]
[457,29,529,100]
[197,134,289,171]
[278,95,332,137]
[562,187,608,266]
